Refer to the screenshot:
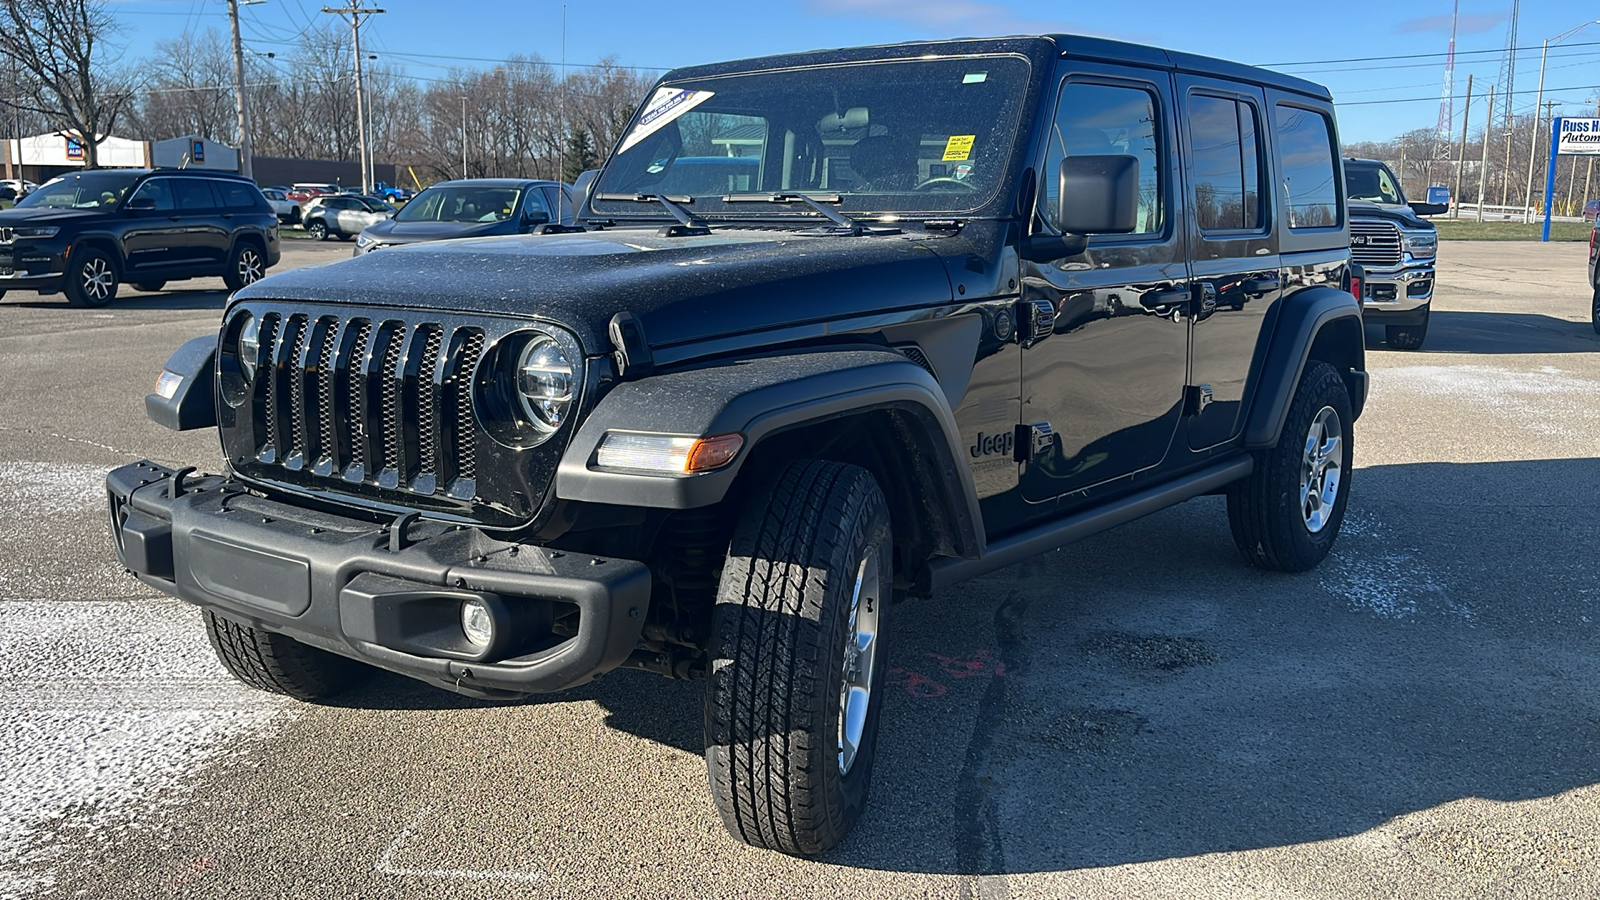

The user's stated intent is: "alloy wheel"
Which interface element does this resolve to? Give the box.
[81,257,114,303]
[837,546,881,775]
[1300,406,1343,533]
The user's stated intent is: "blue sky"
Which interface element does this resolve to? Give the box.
[113,0,1600,144]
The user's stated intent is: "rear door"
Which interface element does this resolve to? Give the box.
[1018,62,1190,507]
[1175,75,1281,450]
[171,178,229,267]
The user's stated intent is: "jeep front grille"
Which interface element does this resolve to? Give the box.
[1350,220,1401,268]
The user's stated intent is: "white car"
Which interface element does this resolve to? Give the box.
[0,179,37,196]
[260,188,301,224]
[300,193,393,241]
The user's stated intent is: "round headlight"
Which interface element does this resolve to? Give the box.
[516,333,573,430]
[238,313,260,376]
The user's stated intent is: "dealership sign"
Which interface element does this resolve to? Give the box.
[1556,118,1600,156]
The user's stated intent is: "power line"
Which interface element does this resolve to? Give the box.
[1258,38,1600,68]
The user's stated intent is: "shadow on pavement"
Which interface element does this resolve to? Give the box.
[305,457,1600,875]
[1367,310,1598,354]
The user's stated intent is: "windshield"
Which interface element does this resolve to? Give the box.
[16,172,139,210]
[396,185,524,223]
[1345,162,1405,205]
[591,55,1032,220]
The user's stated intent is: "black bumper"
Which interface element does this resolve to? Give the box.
[107,461,650,698]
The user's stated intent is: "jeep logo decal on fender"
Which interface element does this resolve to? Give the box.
[970,430,1015,459]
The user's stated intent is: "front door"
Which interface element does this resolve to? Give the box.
[121,178,183,272]
[1019,66,1190,506]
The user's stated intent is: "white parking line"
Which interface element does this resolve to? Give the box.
[376,805,546,883]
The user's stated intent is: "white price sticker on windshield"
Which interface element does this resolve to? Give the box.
[618,87,716,154]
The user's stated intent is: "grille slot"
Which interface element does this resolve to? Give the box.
[1350,220,1401,267]
[379,325,406,479]
[415,326,444,480]
[345,321,371,478]
[256,315,281,461]
[454,331,485,481]
[283,315,309,469]
[314,319,338,474]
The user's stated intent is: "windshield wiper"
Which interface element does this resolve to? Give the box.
[591,192,710,236]
[721,192,900,236]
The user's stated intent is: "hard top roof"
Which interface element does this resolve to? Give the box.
[659,34,1331,103]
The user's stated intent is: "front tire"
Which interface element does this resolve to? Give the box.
[63,248,118,308]
[1385,304,1429,350]
[1227,361,1353,572]
[203,610,365,700]
[306,220,328,241]
[224,241,265,291]
[705,459,892,856]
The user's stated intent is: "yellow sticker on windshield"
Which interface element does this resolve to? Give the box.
[943,135,975,161]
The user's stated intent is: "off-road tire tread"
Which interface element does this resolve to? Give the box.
[1227,360,1352,573]
[203,609,360,700]
[706,459,888,856]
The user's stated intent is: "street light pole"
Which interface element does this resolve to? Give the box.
[1521,21,1599,222]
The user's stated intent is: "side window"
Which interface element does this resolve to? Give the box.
[522,188,552,222]
[217,182,259,210]
[1189,94,1263,231]
[129,180,175,211]
[1040,81,1164,235]
[173,179,220,210]
[1274,104,1339,229]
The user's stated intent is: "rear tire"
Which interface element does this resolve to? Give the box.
[1385,304,1429,350]
[63,247,118,308]
[705,459,892,856]
[1591,285,1599,335]
[203,610,365,700]
[306,220,328,241]
[1227,360,1353,573]
[223,241,265,291]
[131,281,166,293]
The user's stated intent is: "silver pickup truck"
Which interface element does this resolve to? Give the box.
[1345,157,1442,350]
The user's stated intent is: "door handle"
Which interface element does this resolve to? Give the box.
[1241,276,1280,294]
[1140,288,1190,311]
[167,215,181,221]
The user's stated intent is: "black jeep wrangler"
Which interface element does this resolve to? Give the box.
[108,36,1365,855]
[0,168,279,306]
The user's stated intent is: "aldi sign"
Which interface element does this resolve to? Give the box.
[65,136,83,160]
[1556,118,1600,156]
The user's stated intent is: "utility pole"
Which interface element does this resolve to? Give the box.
[1477,83,1494,222]
[460,95,467,179]
[558,4,566,183]
[226,0,260,179]
[1453,73,1472,218]
[323,1,384,192]
[1531,99,1561,218]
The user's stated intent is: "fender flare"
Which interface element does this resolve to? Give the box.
[554,347,984,557]
[145,334,217,431]
[1242,284,1367,449]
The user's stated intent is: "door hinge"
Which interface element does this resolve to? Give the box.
[1014,299,1056,347]
[1185,384,1213,416]
[1014,421,1056,462]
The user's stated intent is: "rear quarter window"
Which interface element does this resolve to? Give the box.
[1274,104,1340,229]
[217,181,263,210]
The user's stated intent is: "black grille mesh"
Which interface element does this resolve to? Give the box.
[379,326,406,473]
[455,331,484,479]
[416,327,443,476]
[346,321,371,473]
[284,316,309,463]
[315,319,337,465]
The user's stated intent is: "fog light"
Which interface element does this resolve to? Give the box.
[461,598,494,648]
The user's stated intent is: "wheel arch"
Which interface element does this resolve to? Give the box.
[554,347,984,561]
[1242,284,1367,450]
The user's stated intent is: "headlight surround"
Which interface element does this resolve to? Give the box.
[516,333,574,431]
[1403,229,1437,259]
[14,226,58,239]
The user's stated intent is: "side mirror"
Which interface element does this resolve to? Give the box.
[125,196,157,211]
[1056,155,1140,235]
[1408,201,1448,217]
[522,210,551,228]
[571,169,600,216]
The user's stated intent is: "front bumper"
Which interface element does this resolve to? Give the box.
[1359,259,1434,318]
[107,461,650,699]
[0,238,67,291]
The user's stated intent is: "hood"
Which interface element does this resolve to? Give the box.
[362,217,514,244]
[0,206,105,225]
[1349,199,1433,230]
[237,227,957,353]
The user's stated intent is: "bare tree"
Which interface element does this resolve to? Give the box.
[124,29,235,143]
[0,0,135,168]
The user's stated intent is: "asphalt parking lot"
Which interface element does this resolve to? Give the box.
[0,239,1596,899]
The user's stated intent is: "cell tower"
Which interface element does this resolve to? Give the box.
[1495,0,1520,204]
[1432,0,1460,185]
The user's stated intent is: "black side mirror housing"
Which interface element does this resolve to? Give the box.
[1057,155,1140,235]
[1408,201,1448,217]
